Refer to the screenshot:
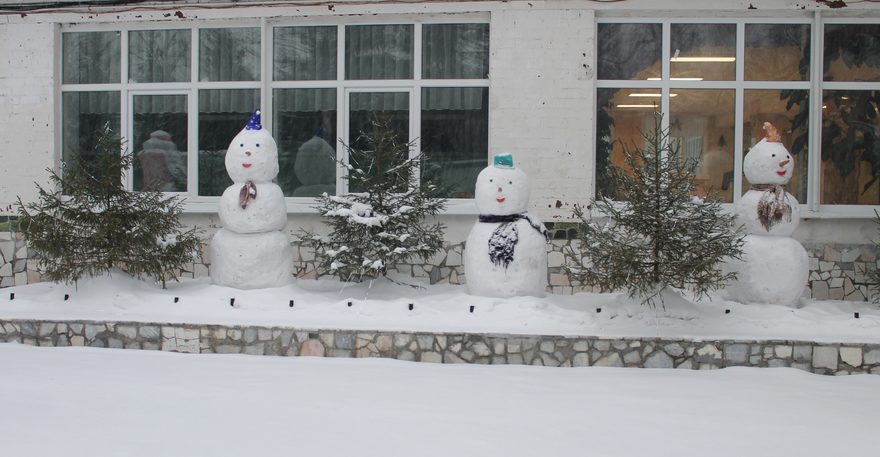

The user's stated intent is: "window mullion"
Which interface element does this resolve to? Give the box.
[337,25,347,196]
[733,22,745,203]
[809,10,823,212]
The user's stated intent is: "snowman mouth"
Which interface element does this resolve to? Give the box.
[242,163,252,168]
[496,197,506,203]
[776,170,786,176]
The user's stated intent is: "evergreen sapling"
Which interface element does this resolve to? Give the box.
[565,114,744,306]
[17,124,201,287]
[302,118,446,283]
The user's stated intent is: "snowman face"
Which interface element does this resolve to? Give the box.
[475,166,530,215]
[225,128,279,183]
[743,139,793,185]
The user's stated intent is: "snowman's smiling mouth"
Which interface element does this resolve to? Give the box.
[242,163,252,168]
[496,197,506,203]
[776,170,786,176]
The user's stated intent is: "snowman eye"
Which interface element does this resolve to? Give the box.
[489,179,493,183]
[787,155,791,159]
[239,143,244,147]
[256,143,260,148]
[508,180,513,185]
[771,154,776,157]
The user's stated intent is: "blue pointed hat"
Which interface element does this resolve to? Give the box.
[493,153,514,169]
[245,109,262,130]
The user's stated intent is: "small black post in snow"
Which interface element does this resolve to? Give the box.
[289,299,295,308]
[347,301,353,307]
[854,312,860,319]
[9,292,13,300]
[724,309,731,314]
[64,294,69,301]
[469,305,475,313]
[230,298,235,307]
[408,303,413,311]
[173,297,179,303]
[596,307,602,313]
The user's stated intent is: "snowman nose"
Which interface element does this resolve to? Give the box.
[779,159,790,167]
[497,187,503,192]
[245,151,252,157]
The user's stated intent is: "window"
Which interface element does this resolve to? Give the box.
[60,20,489,206]
[596,20,814,209]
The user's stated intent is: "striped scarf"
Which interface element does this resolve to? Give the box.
[751,184,791,231]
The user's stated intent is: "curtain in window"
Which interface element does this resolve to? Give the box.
[200,28,260,82]
[345,25,413,80]
[62,31,120,84]
[274,26,337,81]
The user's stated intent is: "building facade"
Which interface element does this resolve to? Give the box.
[1,0,879,299]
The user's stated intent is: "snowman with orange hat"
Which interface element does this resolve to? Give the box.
[724,122,808,306]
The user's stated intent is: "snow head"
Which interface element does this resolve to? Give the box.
[475,153,530,216]
[225,110,279,183]
[743,122,794,186]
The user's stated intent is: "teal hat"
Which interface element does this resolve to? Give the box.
[493,153,514,169]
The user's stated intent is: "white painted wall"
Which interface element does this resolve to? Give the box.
[0,21,55,214]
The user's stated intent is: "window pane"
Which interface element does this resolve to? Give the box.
[422,23,489,79]
[198,89,260,196]
[743,89,809,203]
[348,92,409,191]
[62,31,120,84]
[129,29,191,83]
[824,24,880,82]
[671,23,736,81]
[274,26,337,81]
[421,87,488,198]
[345,25,413,80]
[821,90,880,204]
[274,88,337,197]
[595,87,661,199]
[62,91,120,172]
[199,28,260,82]
[670,89,735,202]
[597,23,661,80]
[745,24,810,81]
[132,95,188,192]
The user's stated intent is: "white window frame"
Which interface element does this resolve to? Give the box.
[595,13,880,219]
[58,15,490,215]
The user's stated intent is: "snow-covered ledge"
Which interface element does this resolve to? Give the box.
[1,319,877,376]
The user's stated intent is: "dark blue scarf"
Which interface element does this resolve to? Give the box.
[478,213,548,269]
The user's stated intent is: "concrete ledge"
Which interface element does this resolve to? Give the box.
[2,318,878,375]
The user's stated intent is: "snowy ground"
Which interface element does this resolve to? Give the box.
[1,343,877,456]
[1,273,879,343]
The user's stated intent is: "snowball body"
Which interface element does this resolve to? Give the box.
[465,160,547,298]
[210,229,294,289]
[723,235,808,307]
[218,182,287,233]
[735,189,800,237]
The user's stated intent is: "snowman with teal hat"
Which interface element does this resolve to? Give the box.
[210,110,294,289]
[465,153,549,297]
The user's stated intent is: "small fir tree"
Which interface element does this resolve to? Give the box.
[17,124,201,287]
[302,118,446,282]
[565,114,744,306]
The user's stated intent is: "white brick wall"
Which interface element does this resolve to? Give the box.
[490,8,593,221]
[0,21,55,215]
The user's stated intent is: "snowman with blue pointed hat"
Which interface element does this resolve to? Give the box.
[210,110,294,289]
[465,153,549,297]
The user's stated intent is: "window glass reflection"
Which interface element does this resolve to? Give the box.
[821,90,880,204]
[422,24,489,79]
[670,89,735,202]
[345,25,413,80]
[132,95,188,192]
[274,88,337,197]
[671,23,736,81]
[199,28,260,82]
[421,87,488,198]
[743,89,809,202]
[198,89,260,196]
[274,26,337,81]
[129,29,191,83]
[597,23,661,80]
[62,92,121,180]
[348,92,410,192]
[824,24,880,82]
[745,24,810,81]
[62,31,120,84]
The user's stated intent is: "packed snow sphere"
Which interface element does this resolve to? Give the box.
[736,122,800,236]
[465,153,548,298]
[224,110,280,184]
[210,109,293,289]
[723,235,808,307]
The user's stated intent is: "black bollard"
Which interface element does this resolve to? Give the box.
[173,297,179,303]
[408,303,413,311]
[230,298,235,307]
[469,305,475,313]
[725,309,731,314]
[854,312,860,319]
[289,299,295,308]
[64,294,69,301]
[596,307,602,313]
[347,301,353,307]
[9,292,13,300]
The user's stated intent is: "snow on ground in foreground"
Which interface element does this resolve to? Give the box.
[1,273,879,343]
[0,344,877,456]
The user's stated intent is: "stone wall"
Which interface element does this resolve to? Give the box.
[2,220,879,301]
[1,319,877,376]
